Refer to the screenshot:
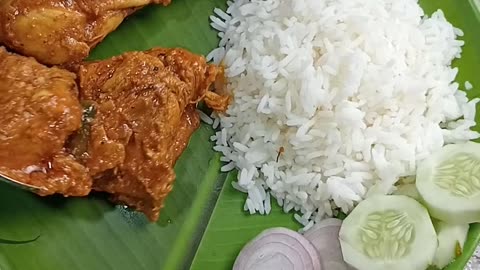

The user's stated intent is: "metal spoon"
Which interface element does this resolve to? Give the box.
[0,171,42,193]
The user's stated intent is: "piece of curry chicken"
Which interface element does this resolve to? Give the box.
[0,47,92,196]
[0,0,171,66]
[76,48,229,221]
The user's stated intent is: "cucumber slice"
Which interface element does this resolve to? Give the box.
[393,184,421,201]
[432,220,469,269]
[416,142,480,224]
[339,195,437,270]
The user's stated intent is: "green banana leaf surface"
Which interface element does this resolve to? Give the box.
[0,1,226,270]
[191,0,480,269]
[0,0,479,270]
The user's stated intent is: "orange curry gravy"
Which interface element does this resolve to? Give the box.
[0,47,228,221]
[0,47,92,196]
[75,48,228,220]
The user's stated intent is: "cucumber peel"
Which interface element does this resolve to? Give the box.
[339,195,437,270]
[432,220,469,269]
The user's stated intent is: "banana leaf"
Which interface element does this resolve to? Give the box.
[0,1,226,270]
[0,0,479,270]
[191,0,480,269]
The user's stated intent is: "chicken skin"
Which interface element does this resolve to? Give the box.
[0,47,91,196]
[76,48,229,221]
[0,0,171,66]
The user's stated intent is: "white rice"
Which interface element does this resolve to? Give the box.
[208,0,480,228]
[197,109,214,125]
[465,81,474,91]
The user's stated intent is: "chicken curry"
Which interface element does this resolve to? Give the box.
[0,47,229,221]
[0,0,171,66]
[76,48,228,221]
[0,48,92,196]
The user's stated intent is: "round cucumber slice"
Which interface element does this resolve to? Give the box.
[432,220,469,269]
[416,142,480,224]
[339,195,437,270]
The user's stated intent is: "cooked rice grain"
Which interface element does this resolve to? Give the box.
[209,0,479,228]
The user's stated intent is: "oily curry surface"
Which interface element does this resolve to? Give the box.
[0,47,228,221]
[76,48,227,221]
[0,47,92,196]
[0,0,171,66]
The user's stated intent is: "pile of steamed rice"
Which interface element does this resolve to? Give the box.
[204,0,480,231]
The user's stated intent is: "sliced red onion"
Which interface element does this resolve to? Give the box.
[233,227,322,270]
[303,218,353,270]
